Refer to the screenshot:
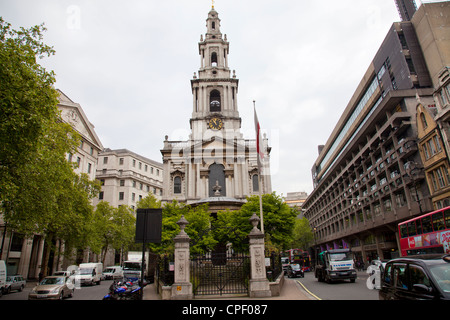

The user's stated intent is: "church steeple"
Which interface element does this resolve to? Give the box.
[161,5,272,206]
[198,8,230,77]
[190,7,241,141]
[206,8,222,40]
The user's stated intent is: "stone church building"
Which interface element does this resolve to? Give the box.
[161,7,272,211]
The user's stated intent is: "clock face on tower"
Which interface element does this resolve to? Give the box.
[208,117,223,130]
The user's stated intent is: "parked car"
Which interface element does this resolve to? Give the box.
[379,254,450,300]
[287,264,304,278]
[5,275,26,293]
[0,260,6,297]
[103,266,124,280]
[28,276,75,300]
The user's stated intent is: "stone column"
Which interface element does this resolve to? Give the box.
[248,213,271,298]
[171,215,193,300]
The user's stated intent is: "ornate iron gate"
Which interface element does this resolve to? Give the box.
[191,252,250,296]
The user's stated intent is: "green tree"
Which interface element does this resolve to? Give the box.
[136,192,161,209]
[291,217,314,250]
[0,18,59,204]
[184,204,217,255]
[212,210,244,252]
[0,19,100,275]
[216,193,298,252]
[90,202,135,264]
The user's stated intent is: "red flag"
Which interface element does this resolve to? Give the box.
[253,101,264,171]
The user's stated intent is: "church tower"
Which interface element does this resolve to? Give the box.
[190,7,242,142]
[161,6,271,210]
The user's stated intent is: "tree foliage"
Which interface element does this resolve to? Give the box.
[90,202,135,264]
[291,217,314,250]
[0,18,100,275]
[214,193,298,252]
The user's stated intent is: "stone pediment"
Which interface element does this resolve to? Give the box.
[190,136,248,153]
[57,89,103,150]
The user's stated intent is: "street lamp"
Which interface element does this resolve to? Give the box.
[313,227,317,269]
[404,161,423,214]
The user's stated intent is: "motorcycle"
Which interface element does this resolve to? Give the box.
[103,278,142,300]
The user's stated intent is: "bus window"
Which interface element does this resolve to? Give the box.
[416,219,422,235]
[400,224,408,238]
[432,212,445,231]
[444,209,450,228]
[422,216,433,234]
[407,221,417,236]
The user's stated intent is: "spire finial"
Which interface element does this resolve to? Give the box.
[212,0,215,9]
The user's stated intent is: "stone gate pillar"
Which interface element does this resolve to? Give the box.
[171,215,193,300]
[248,213,272,298]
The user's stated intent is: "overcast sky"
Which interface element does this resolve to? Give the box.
[1,0,432,197]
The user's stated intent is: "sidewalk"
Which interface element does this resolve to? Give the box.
[143,278,311,300]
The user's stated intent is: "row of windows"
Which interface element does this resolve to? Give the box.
[421,134,443,160]
[98,189,162,202]
[103,156,161,176]
[119,179,161,194]
[428,165,450,193]
[172,174,260,194]
[436,83,450,108]
[400,209,450,238]
[68,153,93,174]
[79,140,95,156]
[317,77,381,180]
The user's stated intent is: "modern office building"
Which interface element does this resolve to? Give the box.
[285,192,308,217]
[303,2,449,263]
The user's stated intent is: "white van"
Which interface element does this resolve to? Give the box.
[71,263,103,286]
[103,266,123,280]
[0,260,6,297]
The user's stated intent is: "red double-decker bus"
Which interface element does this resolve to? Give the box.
[399,206,450,256]
[284,249,311,271]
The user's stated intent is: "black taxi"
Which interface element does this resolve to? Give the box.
[379,254,450,300]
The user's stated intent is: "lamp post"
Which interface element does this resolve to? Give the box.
[313,227,317,269]
[404,161,423,214]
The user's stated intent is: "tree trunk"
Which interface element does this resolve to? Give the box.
[41,232,54,277]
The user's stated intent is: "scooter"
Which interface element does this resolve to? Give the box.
[103,278,142,300]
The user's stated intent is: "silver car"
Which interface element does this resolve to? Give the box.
[28,276,74,300]
[5,275,26,293]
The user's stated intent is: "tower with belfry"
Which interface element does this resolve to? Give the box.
[161,5,272,211]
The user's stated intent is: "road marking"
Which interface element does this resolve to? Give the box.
[296,280,322,300]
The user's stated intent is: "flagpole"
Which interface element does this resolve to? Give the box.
[253,100,265,234]
[258,169,265,234]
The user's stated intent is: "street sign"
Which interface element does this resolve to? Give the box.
[135,208,162,244]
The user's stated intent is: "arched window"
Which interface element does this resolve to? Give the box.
[211,52,218,67]
[174,176,182,194]
[210,90,221,112]
[420,113,428,129]
[252,174,259,192]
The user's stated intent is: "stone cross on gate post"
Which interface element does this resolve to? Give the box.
[248,213,271,298]
[171,215,193,300]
